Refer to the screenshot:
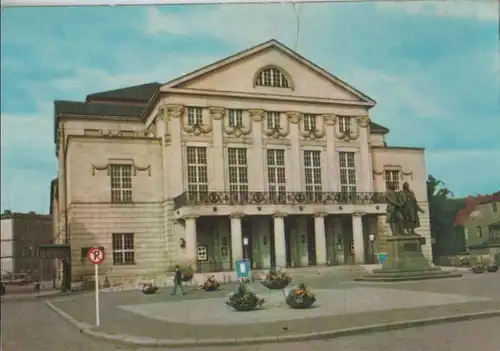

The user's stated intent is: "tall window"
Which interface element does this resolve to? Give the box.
[112,233,135,265]
[228,148,248,202]
[187,107,203,125]
[255,67,290,88]
[477,226,483,239]
[266,112,280,130]
[228,109,243,127]
[304,150,322,201]
[339,151,356,193]
[187,147,208,202]
[267,149,286,201]
[385,170,401,190]
[492,203,498,213]
[338,116,350,133]
[303,114,316,131]
[110,164,132,203]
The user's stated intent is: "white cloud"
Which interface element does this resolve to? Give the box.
[377,1,498,21]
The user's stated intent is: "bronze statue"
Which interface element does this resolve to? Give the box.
[385,182,405,236]
[400,182,425,235]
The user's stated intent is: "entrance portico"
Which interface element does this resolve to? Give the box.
[174,191,385,272]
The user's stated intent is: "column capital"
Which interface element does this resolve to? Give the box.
[273,211,288,218]
[313,211,328,218]
[183,214,199,221]
[352,212,366,217]
[230,212,245,219]
[165,104,184,118]
[209,106,225,120]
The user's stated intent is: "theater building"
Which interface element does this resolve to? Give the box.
[51,39,432,284]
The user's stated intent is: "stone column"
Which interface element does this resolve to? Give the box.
[184,215,198,265]
[352,213,365,264]
[356,117,372,192]
[314,213,328,265]
[273,212,287,268]
[230,213,244,262]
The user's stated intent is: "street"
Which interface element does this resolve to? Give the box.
[2,299,499,351]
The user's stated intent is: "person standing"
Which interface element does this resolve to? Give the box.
[171,265,185,296]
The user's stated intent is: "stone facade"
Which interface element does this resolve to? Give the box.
[51,40,432,284]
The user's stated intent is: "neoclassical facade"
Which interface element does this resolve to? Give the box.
[51,39,432,284]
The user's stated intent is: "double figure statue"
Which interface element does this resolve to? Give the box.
[385,181,425,236]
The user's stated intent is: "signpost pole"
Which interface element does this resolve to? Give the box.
[95,263,100,327]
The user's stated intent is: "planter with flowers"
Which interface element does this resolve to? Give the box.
[285,283,316,309]
[141,283,159,295]
[181,266,194,282]
[471,265,486,274]
[260,268,291,290]
[201,275,221,291]
[226,283,265,311]
[486,264,499,273]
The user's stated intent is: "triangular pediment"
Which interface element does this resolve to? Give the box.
[161,40,376,105]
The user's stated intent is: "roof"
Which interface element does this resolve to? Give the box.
[454,191,500,226]
[54,100,146,118]
[370,121,390,134]
[160,39,377,106]
[85,82,161,102]
[0,211,51,220]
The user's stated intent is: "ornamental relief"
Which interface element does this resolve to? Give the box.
[330,115,370,142]
[220,109,253,138]
[298,113,326,140]
[264,112,290,139]
[372,165,414,180]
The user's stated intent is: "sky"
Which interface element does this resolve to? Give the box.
[1,1,499,213]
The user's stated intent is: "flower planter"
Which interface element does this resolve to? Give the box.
[260,269,291,290]
[471,266,485,274]
[486,265,499,273]
[181,273,194,282]
[285,285,316,309]
[141,285,159,295]
[202,278,221,291]
[225,285,265,311]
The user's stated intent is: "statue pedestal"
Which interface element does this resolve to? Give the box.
[355,234,462,282]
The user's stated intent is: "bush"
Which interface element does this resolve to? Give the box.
[260,268,291,290]
[225,284,265,311]
[285,283,316,309]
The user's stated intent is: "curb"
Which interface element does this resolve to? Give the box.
[45,301,500,347]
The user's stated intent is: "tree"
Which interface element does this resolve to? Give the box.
[426,175,466,260]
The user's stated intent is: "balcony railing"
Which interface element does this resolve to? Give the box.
[173,191,386,210]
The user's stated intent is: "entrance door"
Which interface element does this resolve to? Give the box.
[306,217,317,265]
[269,219,276,268]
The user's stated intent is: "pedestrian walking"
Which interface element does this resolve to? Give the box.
[171,265,185,296]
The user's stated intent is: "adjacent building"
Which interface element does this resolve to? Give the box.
[0,210,54,280]
[51,39,432,284]
[455,192,500,264]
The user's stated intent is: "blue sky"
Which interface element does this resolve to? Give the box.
[1,1,499,213]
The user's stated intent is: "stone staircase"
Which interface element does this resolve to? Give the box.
[283,265,371,280]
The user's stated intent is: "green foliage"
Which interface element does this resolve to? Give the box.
[427,175,467,257]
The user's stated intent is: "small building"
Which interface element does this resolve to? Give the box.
[0,210,54,281]
[455,192,500,264]
[52,39,432,284]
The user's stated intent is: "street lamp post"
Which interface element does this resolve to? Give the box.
[243,237,249,260]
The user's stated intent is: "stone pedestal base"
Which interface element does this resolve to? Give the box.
[355,234,462,282]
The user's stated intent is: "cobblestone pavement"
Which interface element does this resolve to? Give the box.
[3,299,499,351]
[49,274,500,340]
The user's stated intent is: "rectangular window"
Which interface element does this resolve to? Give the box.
[492,203,498,213]
[266,112,280,130]
[489,226,500,239]
[228,109,243,127]
[110,164,133,203]
[338,116,350,133]
[339,151,357,193]
[303,150,322,201]
[228,148,248,203]
[385,170,401,190]
[303,114,316,131]
[112,233,135,265]
[187,107,203,126]
[267,149,286,202]
[477,226,483,239]
[186,147,208,202]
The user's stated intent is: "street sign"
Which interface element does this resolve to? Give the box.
[87,247,105,265]
[377,252,389,265]
[87,247,104,327]
[235,259,250,279]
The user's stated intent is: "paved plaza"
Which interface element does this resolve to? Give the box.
[119,286,489,325]
[45,274,500,342]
